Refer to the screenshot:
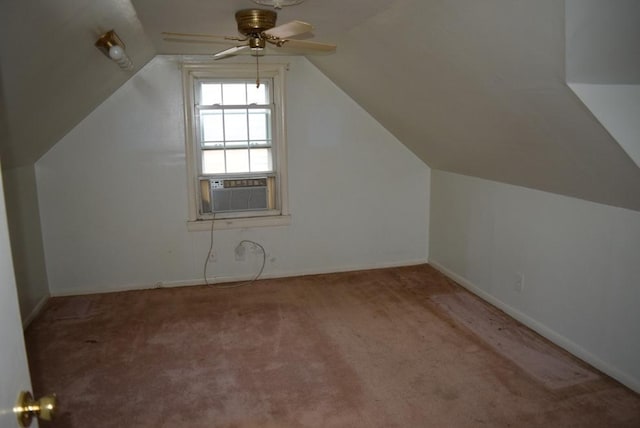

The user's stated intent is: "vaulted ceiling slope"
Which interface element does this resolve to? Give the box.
[0,0,155,169]
[1,1,639,211]
[307,0,640,211]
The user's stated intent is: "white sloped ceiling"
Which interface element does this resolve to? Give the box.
[0,0,156,168]
[307,0,640,210]
[1,0,638,211]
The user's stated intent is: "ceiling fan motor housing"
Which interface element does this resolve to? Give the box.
[235,9,278,36]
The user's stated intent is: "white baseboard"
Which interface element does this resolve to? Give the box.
[50,258,429,297]
[22,293,50,329]
[429,259,640,394]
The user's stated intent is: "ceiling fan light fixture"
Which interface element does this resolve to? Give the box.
[249,37,266,56]
[252,0,305,10]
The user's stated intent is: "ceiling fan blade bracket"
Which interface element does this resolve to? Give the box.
[263,34,286,47]
[266,38,288,48]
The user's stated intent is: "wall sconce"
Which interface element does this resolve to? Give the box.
[95,30,133,71]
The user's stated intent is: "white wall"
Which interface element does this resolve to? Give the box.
[36,55,429,295]
[429,170,640,392]
[2,165,49,325]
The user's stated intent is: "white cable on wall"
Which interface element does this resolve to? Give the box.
[203,212,216,286]
[213,240,266,289]
[203,213,267,289]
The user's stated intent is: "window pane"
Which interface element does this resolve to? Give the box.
[247,83,268,104]
[200,111,223,142]
[201,83,222,105]
[224,110,248,141]
[248,109,270,141]
[202,150,225,174]
[250,148,272,172]
[226,149,249,173]
[222,84,246,105]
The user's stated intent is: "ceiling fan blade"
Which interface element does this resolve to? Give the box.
[264,20,313,39]
[213,45,250,59]
[161,31,236,41]
[163,38,237,46]
[162,32,245,50]
[278,39,336,53]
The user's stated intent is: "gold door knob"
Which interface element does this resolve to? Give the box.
[13,391,57,427]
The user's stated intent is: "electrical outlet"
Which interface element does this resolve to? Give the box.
[514,272,525,292]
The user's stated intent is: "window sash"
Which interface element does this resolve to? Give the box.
[195,80,275,177]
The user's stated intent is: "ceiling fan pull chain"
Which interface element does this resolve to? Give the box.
[256,54,260,88]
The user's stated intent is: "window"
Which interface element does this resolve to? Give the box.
[199,81,272,175]
[182,63,289,230]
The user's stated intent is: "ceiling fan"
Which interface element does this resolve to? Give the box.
[162,8,336,60]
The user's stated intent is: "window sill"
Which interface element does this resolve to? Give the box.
[187,214,291,231]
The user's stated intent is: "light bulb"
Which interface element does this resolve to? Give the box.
[108,45,133,71]
[109,45,124,60]
[96,31,134,71]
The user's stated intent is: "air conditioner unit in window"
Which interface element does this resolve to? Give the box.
[206,177,273,213]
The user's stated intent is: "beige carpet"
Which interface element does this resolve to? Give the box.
[25,265,640,427]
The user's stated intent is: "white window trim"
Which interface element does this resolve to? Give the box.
[181,61,290,230]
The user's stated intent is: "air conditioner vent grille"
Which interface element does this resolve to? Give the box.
[203,177,274,213]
